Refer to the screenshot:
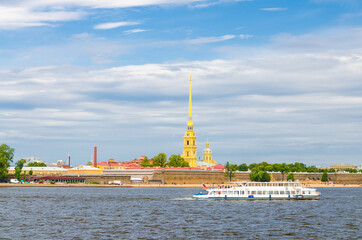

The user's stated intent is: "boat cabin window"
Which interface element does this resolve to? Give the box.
[263,191,267,195]
[291,191,296,195]
[268,191,273,194]
[241,191,244,195]
[280,191,285,195]
[302,191,305,194]
[286,191,290,195]
[274,191,279,195]
[257,191,262,195]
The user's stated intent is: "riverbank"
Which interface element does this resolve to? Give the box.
[0,183,361,188]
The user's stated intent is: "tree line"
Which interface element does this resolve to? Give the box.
[141,153,190,168]
[236,161,361,173]
[224,161,359,183]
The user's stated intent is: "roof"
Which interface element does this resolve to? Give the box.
[8,167,68,171]
[214,164,225,170]
[31,176,86,181]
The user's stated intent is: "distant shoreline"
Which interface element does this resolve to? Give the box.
[0,183,361,188]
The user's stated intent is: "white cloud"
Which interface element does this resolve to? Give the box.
[0,5,85,29]
[239,34,253,39]
[2,27,362,165]
[94,21,140,30]
[0,0,203,30]
[190,0,250,9]
[20,0,204,9]
[123,28,149,35]
[260,7,288,11]
[72,32,90,38]
[165,34,236,45]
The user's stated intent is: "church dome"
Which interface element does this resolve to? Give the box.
[203,141,212,154]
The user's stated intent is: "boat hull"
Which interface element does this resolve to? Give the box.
[193,194,321,200]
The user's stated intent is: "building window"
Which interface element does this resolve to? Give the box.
[187,152,189,156]
[187,140,189,145]
[193,140,195,145]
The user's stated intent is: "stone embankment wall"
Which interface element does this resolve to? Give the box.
[7,171,362,184]
[7,173,131,184]
[152,170,226,184]
[82,175,131,184]
[151,170,362,184]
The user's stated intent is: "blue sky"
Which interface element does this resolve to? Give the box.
[1,0,362,166]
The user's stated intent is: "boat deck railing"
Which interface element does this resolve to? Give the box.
[230,182,301,188]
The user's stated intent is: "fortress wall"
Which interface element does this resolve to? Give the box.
[82,175,131,184]
[7,170,362,184]
[274,172,362,184]
[151,170,362,184]
[152,170,226,184]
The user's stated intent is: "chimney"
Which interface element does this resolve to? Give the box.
[68,153,70,168]
[94,147,97,168]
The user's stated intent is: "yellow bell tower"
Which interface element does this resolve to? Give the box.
[181,76,197,167]
[203,140,216,165]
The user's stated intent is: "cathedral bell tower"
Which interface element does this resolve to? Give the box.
[181,76,197,167]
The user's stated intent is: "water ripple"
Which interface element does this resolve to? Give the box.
[0,187,361,239]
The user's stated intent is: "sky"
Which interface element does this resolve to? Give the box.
[1,0,362,167]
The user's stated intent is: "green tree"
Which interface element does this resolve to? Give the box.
[248,163,258,170]
[180,158,190,167]
[29,169,33,175]
[280,163,290,181]
[238,163,248,171]
[321,172,328,182]
[168,154,190,167]
[86,161,92,166]
[152,153,168,167]
[15,167,21,181]
[141,156,151,167]
[344,168,357,173]
[306,165,317,172]
[14,159,27,182]
[168,154,181,167]
[0,144,15,180]
[224,162,238,182]
[287,173,295,182]
[16,159,26,169]
[250,170,270,182]
[27,162,46,167]
[22,171,26,182]
[249,171,261,181]
[260,171,271,182]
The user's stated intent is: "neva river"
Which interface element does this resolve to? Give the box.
[0,187,361,239]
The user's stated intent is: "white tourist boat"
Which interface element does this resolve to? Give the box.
[193,181,321,200]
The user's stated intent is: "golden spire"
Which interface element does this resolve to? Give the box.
[189,75,192,120]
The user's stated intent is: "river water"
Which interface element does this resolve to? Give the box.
[0,187,360,239]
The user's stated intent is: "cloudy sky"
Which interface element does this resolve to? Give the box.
[1,0,362,166]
